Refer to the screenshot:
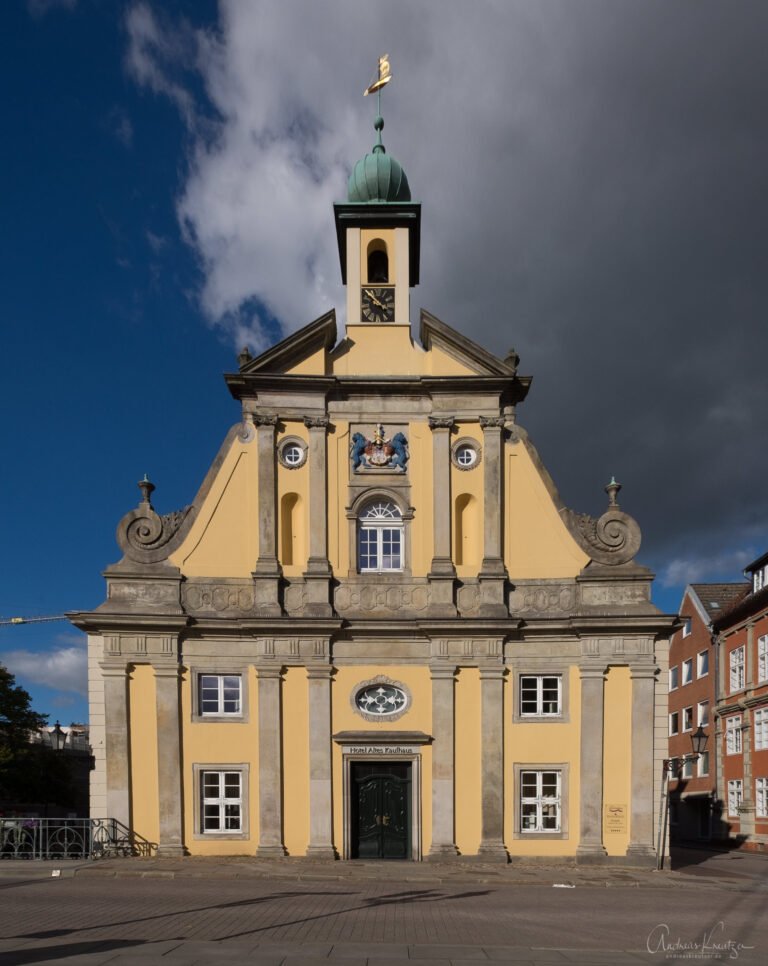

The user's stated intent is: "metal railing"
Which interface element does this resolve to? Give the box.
[0,818,155,860]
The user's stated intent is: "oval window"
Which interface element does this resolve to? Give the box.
[355,683,408,716]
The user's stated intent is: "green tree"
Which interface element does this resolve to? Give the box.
[0,664,46,762]
[0,664,72,809]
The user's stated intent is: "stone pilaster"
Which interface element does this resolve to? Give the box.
[100,661,131,829]
[153,663,186,856]
[626,665,657,864]
[739,711,756,838]
[256,666,286,856]
[427,666,459,859]
[478,416,507,617]
[427,416,456,617]
[303,415,333,617]
[252,414,282,616]
[577,664,608,861]
[746,621,755,688]
[306,666,336,858]
[477,665,508,861]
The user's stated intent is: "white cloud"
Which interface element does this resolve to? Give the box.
[113,112,134,148]
[124,2,196,126]
[4,646,87,697]
[121,0,768,567]
[27,0,77,17]
[659,547,755,589]
[146,230,168,254]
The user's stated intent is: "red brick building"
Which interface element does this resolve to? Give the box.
[668,583,746,840]
[713,552,768,851]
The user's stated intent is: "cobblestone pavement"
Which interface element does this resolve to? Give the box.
[0,866,765,966]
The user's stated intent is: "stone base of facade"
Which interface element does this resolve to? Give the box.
[425,844,460,861]
[575,844,608,865]
[155,844,188,858]
[255,844,288,858]
[305,845,338,859]
[475,843,509,863]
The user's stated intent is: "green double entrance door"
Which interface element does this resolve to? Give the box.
[351,762,411,860]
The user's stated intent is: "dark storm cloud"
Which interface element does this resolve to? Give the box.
[127,0,768,584]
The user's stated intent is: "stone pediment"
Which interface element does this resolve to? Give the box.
[418,310,522,378]
[233,309,337,376]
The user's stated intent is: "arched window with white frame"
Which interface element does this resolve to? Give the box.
[358,500,403,573]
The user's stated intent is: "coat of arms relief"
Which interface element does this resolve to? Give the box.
[350,424,408,472]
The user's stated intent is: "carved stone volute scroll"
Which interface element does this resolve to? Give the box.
[116,477,194,565]
[563,479,641,566]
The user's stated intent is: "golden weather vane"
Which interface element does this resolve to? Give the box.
[364,55,392,97]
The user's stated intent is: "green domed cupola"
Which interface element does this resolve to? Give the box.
[334,57,421,327]
[348,116,411,203]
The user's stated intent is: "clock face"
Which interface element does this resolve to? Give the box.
[361,286,395,323]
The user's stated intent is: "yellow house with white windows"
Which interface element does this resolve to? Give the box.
[71,111,674,865]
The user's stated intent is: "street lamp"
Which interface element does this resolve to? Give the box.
[657,726,709,870]
[49,721,67,752]
[690,724,708,758]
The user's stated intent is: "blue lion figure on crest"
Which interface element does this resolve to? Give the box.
[351,432,368,470]
[390,433,408,471]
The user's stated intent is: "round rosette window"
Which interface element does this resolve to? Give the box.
[451,437,482,471]
[352,677,411,722]
[277,436,308,469]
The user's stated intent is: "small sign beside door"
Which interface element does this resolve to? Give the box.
[604,803,627,833]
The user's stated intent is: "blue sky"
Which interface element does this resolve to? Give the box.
[3,0,767,725]
[3,0,232,723]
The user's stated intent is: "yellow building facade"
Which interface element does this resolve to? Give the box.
[72,118,674,865]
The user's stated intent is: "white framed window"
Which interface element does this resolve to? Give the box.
[730,646,745,692]
[758,635,768,683]
[455,445,477,468]
[451,437,482,471]
[199,674,242,717]
[754,707,768,751]
[520,675,562,717]
[669,711,679,736]
[519,770,561,833]
[681,757,694,779]
[682,706,693,732]
[698,751,710,777]
[697,650,709,678]
[697,701,709,728]
[682,659,693,685]
[756,777,768,818]
[682,617,692,638]
[726,715,742,755]
[358,500,403,573]
[669,666,679,691]
[277,436,308,469]
[200,770,243,833]
[754,568,765,593]
[727,779,743,817]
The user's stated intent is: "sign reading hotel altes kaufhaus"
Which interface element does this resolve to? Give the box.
[347,746,417,756]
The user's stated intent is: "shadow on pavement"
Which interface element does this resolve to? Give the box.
[2,938,147,965]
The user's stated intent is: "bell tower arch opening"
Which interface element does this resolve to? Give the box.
[367,240,389,284]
